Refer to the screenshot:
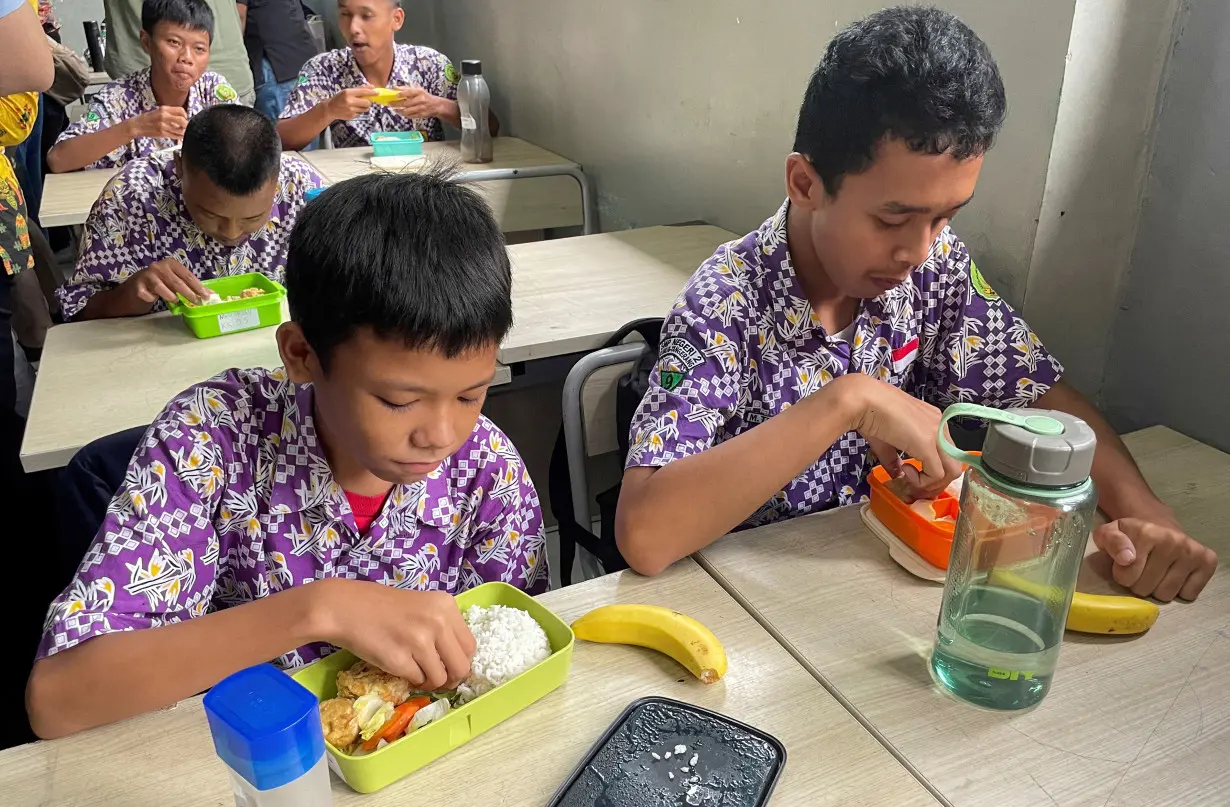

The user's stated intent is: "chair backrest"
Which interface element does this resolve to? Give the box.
[547,318,663,585]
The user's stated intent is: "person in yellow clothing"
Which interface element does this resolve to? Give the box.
[0,88,37,277]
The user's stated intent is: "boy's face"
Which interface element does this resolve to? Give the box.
[338,0,404,68]
[177,158,277,246]
[140,22,211,93]
[279,325,498,487]
[786,138,984,299]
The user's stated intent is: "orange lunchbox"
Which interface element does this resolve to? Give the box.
[869,453,1053,573]
[867,458,963,570]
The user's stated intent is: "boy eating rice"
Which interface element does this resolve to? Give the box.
[27,168,548,739]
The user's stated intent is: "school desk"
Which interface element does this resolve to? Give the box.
[696,426,1230,807]
[38,166,120,228]
[298,137,597,235]
[20,225,734,471]
[0,560,940,807]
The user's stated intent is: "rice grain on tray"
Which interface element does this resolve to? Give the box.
[457,604,551,703]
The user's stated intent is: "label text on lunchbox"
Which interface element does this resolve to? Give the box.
[217,309,261,334]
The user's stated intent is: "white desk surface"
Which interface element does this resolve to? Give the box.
[39,166,118,228]
[698,426,1230,807]
[299,138,586,233]
[0,561,938,806]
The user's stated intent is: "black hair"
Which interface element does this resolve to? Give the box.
[181,106,283,195]
[793,6,1006,195]
[286,166,513,369]
[141,0,215,40]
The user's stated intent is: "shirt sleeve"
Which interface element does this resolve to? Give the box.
[37,390,232,660]
[458,428,549,595]
[55,172,147,319]
[919,229,1064,410]
[625,270,745,469]
[280,54,336,119]
[55,84,123,148]
[424,50,459,102]
[0,91,38,148]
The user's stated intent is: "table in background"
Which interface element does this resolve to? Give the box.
[39,166,118,228]
[299,138,595,234]
[0,561,939,806]
[697,427,1230,807]
[21,225,732,472]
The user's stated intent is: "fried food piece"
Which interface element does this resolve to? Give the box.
[336,660,412,704]
[319,697,360,750]
[239,288,263,298]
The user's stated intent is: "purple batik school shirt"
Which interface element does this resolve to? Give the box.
[626,201,1064,529]
[38,367,550,670]
[280,43,459,146]
[55,67,240,170]
[55,150,324,319]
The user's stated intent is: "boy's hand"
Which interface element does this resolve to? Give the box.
[129,106,189,140]
[326,88,377,121]
[842,375,964,499]
[316,580,476,691]
[1092,518,1218,602]
[121,258,210,308]
[391,86,439,119]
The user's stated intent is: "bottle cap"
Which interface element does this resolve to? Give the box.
[982,408,1096,488]
[203,664,325,791]
[461,60,482,76]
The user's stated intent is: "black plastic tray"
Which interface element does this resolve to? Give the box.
[546,696,787,807]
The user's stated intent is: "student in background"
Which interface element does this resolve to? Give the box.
[236,0,319,121]
[105,0,254,104]
[28,168,548,740]
[615,6,1218,602]
[277,0,496,150]
[47,0,240,173]
[56,104,323,320]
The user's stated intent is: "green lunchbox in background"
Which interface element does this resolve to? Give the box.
[369,130,424,158]
[291,582,574,793]
[169,273,286,339]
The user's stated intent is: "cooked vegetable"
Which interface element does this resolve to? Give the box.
[359,697,431,752]
[354,693,395,742]
[408,697,451,732]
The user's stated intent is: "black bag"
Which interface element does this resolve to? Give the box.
[547,318,663,586]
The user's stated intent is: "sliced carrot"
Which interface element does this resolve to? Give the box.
[359,697,432,752]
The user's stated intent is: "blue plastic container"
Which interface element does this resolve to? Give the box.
[204,664,333,806]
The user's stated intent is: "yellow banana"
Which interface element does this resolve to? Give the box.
[571,604,728,684]
[988,569,1159,635]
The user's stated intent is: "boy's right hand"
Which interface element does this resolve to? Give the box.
[314,580,476,691]
[841,374,964,499]
[326,88,377,121]
[120,258,210,309]
[129,106,189,140]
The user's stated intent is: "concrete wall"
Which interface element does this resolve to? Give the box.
[430,0,1077,307]
[1023,0,1181,398]
[1104,0,1230,450]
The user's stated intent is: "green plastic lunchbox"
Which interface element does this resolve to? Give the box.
[169,273,286,339]
[291,582,574,793]
[369,130,424,158]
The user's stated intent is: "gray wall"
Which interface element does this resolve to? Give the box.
[430,0,1078,308]
[1104,0,1230,450]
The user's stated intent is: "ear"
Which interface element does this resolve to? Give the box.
[785,153,824,212]
[139,30,152,57]
[392,7,405,32]
[277,322,320,385]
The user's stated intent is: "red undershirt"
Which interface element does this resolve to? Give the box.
[345,490,388,534]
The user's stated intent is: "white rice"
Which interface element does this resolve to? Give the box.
[456,604,551,703]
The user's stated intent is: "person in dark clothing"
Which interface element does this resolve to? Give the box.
[236,0,319,120]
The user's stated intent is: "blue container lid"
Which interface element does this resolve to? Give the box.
[304,186,327,202]
[203,664,325,791]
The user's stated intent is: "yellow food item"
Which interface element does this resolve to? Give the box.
[988,569,1160,635]
[369,87,402,106]
[571,604,727,683]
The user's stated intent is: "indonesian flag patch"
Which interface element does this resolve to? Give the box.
[891,335,919,373]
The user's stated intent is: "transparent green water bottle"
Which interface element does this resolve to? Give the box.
[930,404,1098,711]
